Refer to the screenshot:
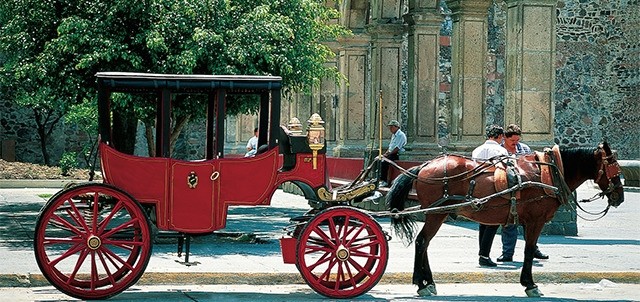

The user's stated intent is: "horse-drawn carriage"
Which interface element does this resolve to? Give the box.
[33,72,625,300]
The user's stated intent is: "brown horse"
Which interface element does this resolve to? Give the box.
[385,142,624,297]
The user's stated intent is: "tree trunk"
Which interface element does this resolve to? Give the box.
[144,122,155,157]
[33,108,62,166]
[143,115,191,157]
[170,114,191,156]
[111,102,138,155]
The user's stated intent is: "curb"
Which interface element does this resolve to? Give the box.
[2,272,639,288]
[0,179,100,189]
[0,179,74,189]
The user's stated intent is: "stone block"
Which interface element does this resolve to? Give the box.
[522,52,553,89]
[542,223,563,235]
[564,223,578,236]
[1,140,16,162]
[521,91,552,133]
[522,5,554,50]
[619,160,640,187]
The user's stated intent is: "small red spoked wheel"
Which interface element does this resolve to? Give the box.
[34,183,152,300]
[296,206,388,299]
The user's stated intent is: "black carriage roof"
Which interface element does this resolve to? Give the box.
[96,72,282,92]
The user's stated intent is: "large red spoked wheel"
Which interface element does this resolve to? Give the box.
[34,183,152,300]
[296,206,388,298]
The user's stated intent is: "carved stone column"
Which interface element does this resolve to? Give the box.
[364,0,405,158]
[505,0,556,143]
[446,0,492,143]
[332,0,372,157]
[404,0,442,152]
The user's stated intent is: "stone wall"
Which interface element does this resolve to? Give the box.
[554,0,640,158]
[0,101,69,164]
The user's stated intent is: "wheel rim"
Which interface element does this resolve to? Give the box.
[34,184,152,300]
[297,207,388,299]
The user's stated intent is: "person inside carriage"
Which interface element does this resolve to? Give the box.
[472,125,508,267]
[497,124,549,262]
[244,127,259,157]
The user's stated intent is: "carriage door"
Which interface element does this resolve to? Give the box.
[169,161,219,232]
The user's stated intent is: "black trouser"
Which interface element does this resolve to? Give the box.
[478,224,499,257]
[380,153,399,182]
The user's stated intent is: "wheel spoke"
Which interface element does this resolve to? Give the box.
[101,218,139,239]
[318,257,338,282]
[100,245,135,271]
[66,196,91,233]
[344,222,367,247]
[96,250,116,286]
[347,257,373,278]
[92,193,100,234]
[311,225,336,249]
[66,248,90,286]
[102,239,144,251]
[50,214,85,237]
[90,251,98,290]
[97,201,125,234]
[342,261,357,288]
[47,242,85,267]
[305,251,332,271]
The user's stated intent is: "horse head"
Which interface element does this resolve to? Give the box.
[593,141,624,207]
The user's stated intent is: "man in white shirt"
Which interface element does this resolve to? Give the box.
[379,120,407,187]
[498,123,548,262]
[244,128,259,157]
[472,124,508,267]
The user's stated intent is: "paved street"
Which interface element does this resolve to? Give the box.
[2,282,640,301]
[0,182,638,301]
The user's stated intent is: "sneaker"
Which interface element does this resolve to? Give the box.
[497,255,513,262]
[479,256,497,267]
[534,249,549,259]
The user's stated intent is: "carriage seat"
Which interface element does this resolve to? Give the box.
[493,159,522,199]
[535,145,564,197]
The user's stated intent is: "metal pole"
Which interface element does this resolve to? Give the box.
[379,90,383,158]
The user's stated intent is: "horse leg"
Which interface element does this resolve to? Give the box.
[520,223,544,297]
[414,214,447,296]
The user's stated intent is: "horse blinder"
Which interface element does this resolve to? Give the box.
[595,148,624,207]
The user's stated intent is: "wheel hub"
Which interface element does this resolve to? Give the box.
[87,235,102,250]
[335,245,350,261]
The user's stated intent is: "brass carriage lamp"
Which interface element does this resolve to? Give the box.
[306,113,325,170]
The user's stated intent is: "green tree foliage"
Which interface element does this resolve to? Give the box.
[0,0,349,159]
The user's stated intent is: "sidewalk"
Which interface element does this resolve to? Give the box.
[0,182,638,289]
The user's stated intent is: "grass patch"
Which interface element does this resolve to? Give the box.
[37,193,52,200]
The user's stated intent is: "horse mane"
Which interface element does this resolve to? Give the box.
[559,146,597,180]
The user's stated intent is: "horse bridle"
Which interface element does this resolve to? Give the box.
[593,144,623,197]
[574,144,623,219]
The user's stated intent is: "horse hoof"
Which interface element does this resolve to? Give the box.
[525,287,544,297]
[417,284,437,296]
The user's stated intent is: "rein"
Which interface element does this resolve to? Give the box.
[378,154,505,184]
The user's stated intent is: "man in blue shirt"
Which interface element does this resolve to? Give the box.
[497,124,549,262]
[379,120,407,187]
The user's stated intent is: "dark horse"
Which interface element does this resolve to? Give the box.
[386,142,624,297]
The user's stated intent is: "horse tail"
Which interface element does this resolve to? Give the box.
[386,165,421,243]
